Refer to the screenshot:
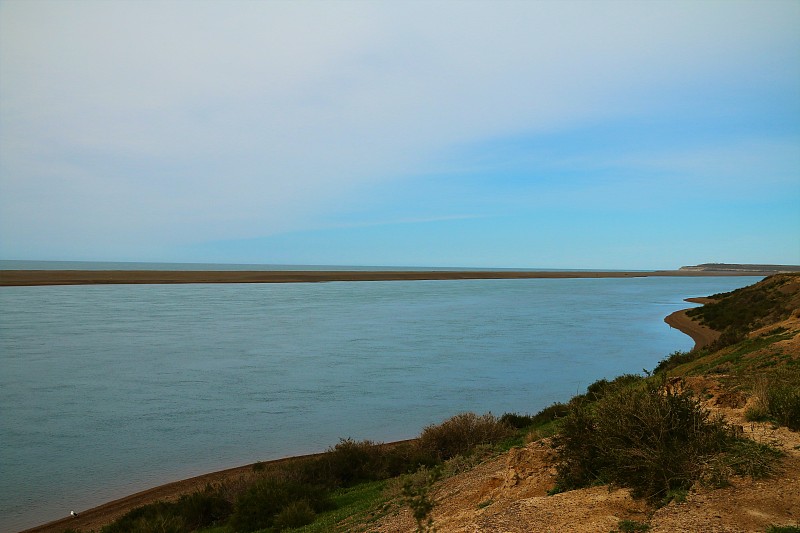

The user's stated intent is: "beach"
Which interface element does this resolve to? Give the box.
[18,453,326,533]
[19,438,418,533]
[0,269,768,287]
[663,297,720,350]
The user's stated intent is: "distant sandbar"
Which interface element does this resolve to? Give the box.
[0,269,769,287]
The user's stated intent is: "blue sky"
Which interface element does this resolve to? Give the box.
[1,0,798,269]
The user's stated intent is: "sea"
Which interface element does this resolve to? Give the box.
[0,262,763,531]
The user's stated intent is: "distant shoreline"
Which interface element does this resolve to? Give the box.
[0,269,769,287]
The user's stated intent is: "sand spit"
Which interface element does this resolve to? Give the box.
[664,297,721,351]
[0,269,767,287]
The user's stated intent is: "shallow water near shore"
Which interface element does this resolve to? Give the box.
[0,276,760,531]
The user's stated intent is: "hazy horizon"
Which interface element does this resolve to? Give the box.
[2,0,799,269]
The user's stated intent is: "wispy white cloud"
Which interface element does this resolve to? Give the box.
[1,0,798,262]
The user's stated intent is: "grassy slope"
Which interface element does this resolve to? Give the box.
[665,273,800,378]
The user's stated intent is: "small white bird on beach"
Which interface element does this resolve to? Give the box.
[70,510,78,518]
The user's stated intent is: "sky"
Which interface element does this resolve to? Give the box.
[1,0,798,269]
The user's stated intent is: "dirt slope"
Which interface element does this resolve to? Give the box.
[374,374,800,532]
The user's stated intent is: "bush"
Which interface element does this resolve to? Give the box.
[746,370,800,430]
[705,438,781,484]
[583,374,644,402]
[101,486,231,533]
[272,500,316,531]
[418,412,514,461]
[764,373,800,431]
[500,412,537,429]
[229,477,329,532]
[615,519,650,532]
[553,380,738,501]
[653,351,697,374]
[526,402,571,426]
[766,526,800,533]
[317,438,389,486]
[292,438,433,488]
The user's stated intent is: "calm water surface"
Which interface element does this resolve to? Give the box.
[0,276,760,531]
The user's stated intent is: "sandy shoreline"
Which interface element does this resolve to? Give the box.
[19,455,319,533]
[664,297,720,351]
[0,269,767,287]
[15,279,723,532]
[20,442,416,533]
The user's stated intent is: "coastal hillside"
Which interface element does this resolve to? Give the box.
[28,275,800,533]
[373,274,800,532]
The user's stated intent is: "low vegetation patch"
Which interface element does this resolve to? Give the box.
[552,376,781,503]
[613,519,651,532]
[418,412,514,461]
[95,411,522,532]
[652,350,696,374]
[101,487,232,533]
[766,526,800,533]
[228,477,331,532]
[746,369,800,430]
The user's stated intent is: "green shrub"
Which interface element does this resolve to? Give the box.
[418,412,514,461]
[747,370,800,430]
[272,499,317,531]
[719,438,782,479]
[584,374,644,401]
[530,402,570,425]
[318,438,389,486]
[173,489,233,529]
[292,438,434,489]
[101,486,231,533]
[615,519,650,532]
[653,350,697,374]
[766,526,800,533]
[765,375,800,431]
[500,412,536,429]
[229,477,329,532]
[500,405,570,429]
[553,380,738,501]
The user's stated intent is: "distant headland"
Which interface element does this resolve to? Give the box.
[679,263,800,273]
